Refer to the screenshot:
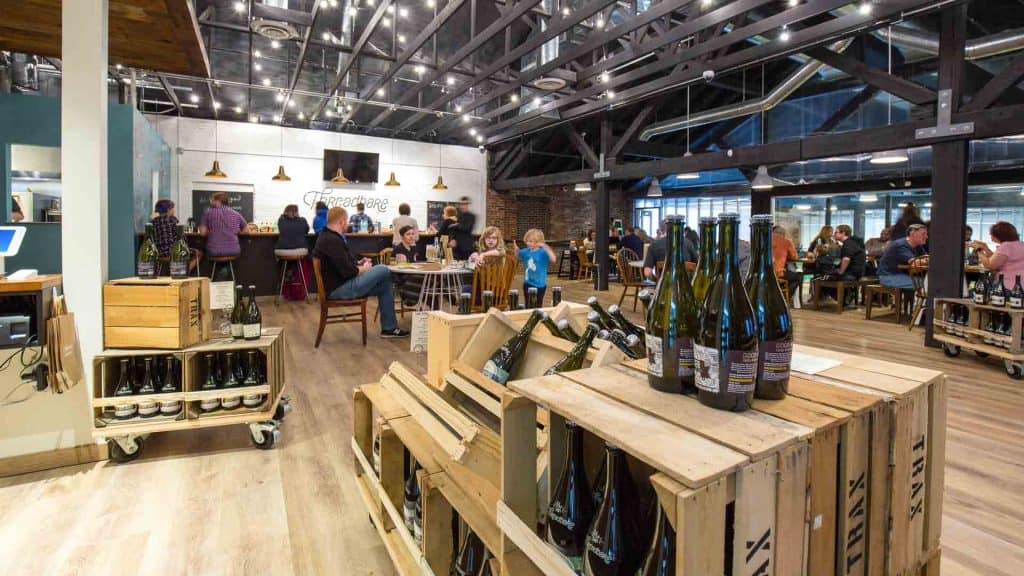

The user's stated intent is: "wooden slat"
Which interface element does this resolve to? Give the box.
[432,471,501,559]
[775,444,810,576]
[509,374,747,488]
[389,361,479,444]
[445,371,502,418]
[838,412,871,576]
[787,375,886,415]
[807,426,840,576]
[924,377,948,556]
[754,394,851,430]
[388,416,442,475]
[867,405,892,576]
[360,382,410,421]
[380,374,467,462]
[793,344,941,387]
[496,501,576,576]
[677,478,728,575]
[732,457,778,576]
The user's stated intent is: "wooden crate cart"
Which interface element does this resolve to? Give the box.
[932,296,1024,378]
[91,328,290,461]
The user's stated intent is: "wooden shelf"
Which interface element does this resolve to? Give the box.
[186,329,283,353]
[92,392,185,407]
[933,333,1024,360]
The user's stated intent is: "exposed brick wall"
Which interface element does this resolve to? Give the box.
[486,184,634,243]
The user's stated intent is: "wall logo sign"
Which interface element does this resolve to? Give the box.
[302,189,390,214]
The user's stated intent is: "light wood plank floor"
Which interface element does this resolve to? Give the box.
[0,277,1020,575]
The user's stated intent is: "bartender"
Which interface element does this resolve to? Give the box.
[347,203,374,233]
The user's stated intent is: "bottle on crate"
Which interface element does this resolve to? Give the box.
[170,225,191,279]
[137,357,159,418]
[200,353,221,413]
[637,289,653,315]
[458,293,472,315]
[454,529,486,576]
[482,290,495,311]
[481,309,542,385]
[547,421,593,573]
[508,289,520,311]
[242,350,266,409]
[404,456,421,542]
[557,319,581,343]
[541,313,567,341]
[545,323,600,375]
[159,356,182,416]
[600,329,643,360]
[991,274,1007,307]
[552,286,563,306]
[984,314,996,344]
[974,274,989,305]
[637,507,676,576]
[745,215,793,400]
[607,304,644,342]
[372,430,382,476]
[221,352,242,410]
[230,285,245,339]
[136,224,159,278]
[645,215,700,395]
[113,358,138,420]
[527,287,539,309]
[691,217,717,304]
[583,443,644,576]
[244,285,262,340]
[478,552,494,576]
[587,310,609,332]
[1011,275,1024,309]
[591,456,606,509]
[695,213,759,412]
[587,297,619,332]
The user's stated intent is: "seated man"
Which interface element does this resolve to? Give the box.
[818,224,866,305]
[314,207,408,338]
[878,223,929,289]
[643,219,697,281]
[771,225,801,300]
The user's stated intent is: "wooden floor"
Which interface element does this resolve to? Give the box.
[0,277,1021,575]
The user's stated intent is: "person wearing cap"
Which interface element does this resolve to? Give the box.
[152,199,200,273]
[878,223,929,290]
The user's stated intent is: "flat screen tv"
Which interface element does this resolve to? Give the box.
[323,149,380,183]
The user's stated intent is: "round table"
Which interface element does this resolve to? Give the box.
[388,263,473,312]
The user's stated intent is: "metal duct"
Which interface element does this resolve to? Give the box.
[639,39,852,141]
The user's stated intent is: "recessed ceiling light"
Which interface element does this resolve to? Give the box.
[275,92,285,102]
[250,115,260,123]
[366,0,375,6]
[329,0,338,7]
[273,114,282,123]
[234,1,245,13]
[298,111,306,120]
[254,63,262,71]
[779,27,790,42]
[189,94,200,103]
[859,2,872,15]
[345,104,352,112]
[234,106,242,113]
[382,17,391,27]
[349,6,358,15]
[288,99,296,108]
[377,87,385,97]
[326,109,334,117]
[386,5,395,13]
[115,63,123,70]
[606,90,615,99]
[262,78,271,86]
[271,40,281,49]
[561,7,570,16]
[595,18,605,29]
[476,135,483,143]
[122,78,130,84]
[600,71,610,83]
[469,128,477,136]
[510,94,519,103]
[322,31,331,41]
[701,0,713,6]
[533,97,541,106]
[399,7,408,17]
[788,0,799,6]
[455,105,462,112]
[398,34,406,43]
[254,50,262,58]
[415,64,425,75]
[462,114,470,122]
[446,76,455,85]
[213,101,221,109]
[426,0,435,7]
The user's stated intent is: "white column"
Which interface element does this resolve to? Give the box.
[61,0,108,390]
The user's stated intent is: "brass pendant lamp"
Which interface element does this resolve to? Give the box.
[331,168,350,185]
[205,121,228,178]
[432,144,447,190]
[385,138,401,187]
[271,125,291,181]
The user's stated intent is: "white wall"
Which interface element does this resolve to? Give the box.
[147,116,488,231]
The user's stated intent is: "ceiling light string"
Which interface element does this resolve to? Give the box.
[205,120,227,178]
[870,24,909,165]
[678,85,698,180]
[751,63,773,190]
[272,124,291,181]
[575,131,592,192]
[433,142,448,190]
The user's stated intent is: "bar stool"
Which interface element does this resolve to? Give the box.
[208,255,238,282]
[275,253,310,304]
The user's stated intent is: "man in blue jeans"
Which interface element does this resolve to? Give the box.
[878,223,929,289]
[313,207,408,338]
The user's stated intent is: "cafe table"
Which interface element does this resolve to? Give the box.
[388,262,473,312]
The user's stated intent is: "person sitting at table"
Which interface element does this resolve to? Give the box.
[865,226,891,260]
[878,223,929,289]
[314,207,408,338]
[811,244,837,277]
[393,225,425,263]
[391,203,418,246]
[468,226,506,265]
[275,204,310,258]
[200,192,248,279]
[152,199,200,273]
[347,202,374,233]
[772,225,800,300]
[806,225,834,256]
[815,225,865,306]
[643,219,697,280]
[970,221,1024,289]
[582,229,597,254]
[619,227,644,256]
[312,201,328,235]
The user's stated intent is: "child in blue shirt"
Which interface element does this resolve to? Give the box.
[516,228,557,306]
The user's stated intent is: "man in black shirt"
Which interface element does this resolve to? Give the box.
[452,196,477,260]
[820,224,866,306]
[314,207,408,338]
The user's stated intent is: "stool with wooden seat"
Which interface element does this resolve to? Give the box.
[275,253,310,304]
[863,284,911,323]
[556,249,573,278]
[208,254,238,282]
[811,278,861,313]
[312,257,367,347]
[576,246,595,280]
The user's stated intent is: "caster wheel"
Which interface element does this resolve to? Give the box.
[975,351,990,358]
[1005,360,1024,379]
[250,423,281,449]
[108,436,144,463]
[274,397,292,421]
[942,343,960,357]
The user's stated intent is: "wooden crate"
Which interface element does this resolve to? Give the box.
[103,277,212,349]
[183,329,286,420]
[426,301,589,387]
[932,297,1024,362]
[91,349,187,430]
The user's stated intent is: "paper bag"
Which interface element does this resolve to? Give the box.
[47,312,85,393]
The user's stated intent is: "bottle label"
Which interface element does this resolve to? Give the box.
[548,501,576,530]
[136,262,154,277]
[170,262,188,277]
[159,401,181,415]
[974,293,986,304]
[231,323,244,338]
[403,501,416,532]
[413,518,422,547]
[242,394,264,408]
[585,531,616,565]
[1011,297,1023,309]
[243,323,261,339]
[992,294,1005,306]
[114,404,137,419]
[645,333,663,377]
[758,340,793,383]
[137,400,159,417]
[695,345,757,394]
[674,336,695,377]
[482,360,510,384]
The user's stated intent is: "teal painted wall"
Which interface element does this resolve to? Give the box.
[0,94,148,278]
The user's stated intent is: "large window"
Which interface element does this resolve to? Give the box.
[633,195,752,240]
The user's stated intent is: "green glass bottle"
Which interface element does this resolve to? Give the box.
[541,312,568,341]
[137,223,159,278]
[691,217,717,305]
[230,285,245,339]
[169,225,191,278]
[545,323,600,375]
[556,319,581,343]
[645,216,700,394]
[745,215,793,400]
[695,213,758,412]
[547,421,593,573]
[482,309,542,385]
[244,285,262,340]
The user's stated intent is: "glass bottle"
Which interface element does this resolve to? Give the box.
[583,444,644,576]
[695,213,759,412]
[112,358,137,420]
[637,507,676,576]
[638,289,653,315]
[200,353,221,413]
[454,529,486,576]
[745,215,793,400]
[137,223,158,278]
[645,216,700,394]
[159,356,182,417]
[137,357,159,418]
[691,217,717,304]
[1011,275,1024,309]
[607,304,644,341]
[527,287,539,309]
[482,309,542,385]
[557,319,581,343]
[170,225,191,278]
[244,285,262,340]
[230,285,245,339]
[991,274,1007,307]
[552,286,563,306]
[974,273,989,305]
[404,456,421,543]
[508,289,520,310]
[482,290,494,311]
[221,352,241,410]
[547,421,593,573]
[458,293,472,315]
[542,313,567,341]
[587,297,619,332]
[545,323,600,375]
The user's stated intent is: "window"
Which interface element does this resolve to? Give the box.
[633,195,752,241]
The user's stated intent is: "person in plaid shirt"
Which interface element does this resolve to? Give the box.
[346,202,374,233]
[151,199,200,274]
[199,192,248,258]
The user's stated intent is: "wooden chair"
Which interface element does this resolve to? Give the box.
[379,247,393,265]
[470,257,510,312]
[908,261,929,332]
[615,248,644,311]
[811,277,860,313]
[311,257,367,347]
[556,248,573,278]
[576,244,595,280]
[777,277,791,306]
[864,284,909,323]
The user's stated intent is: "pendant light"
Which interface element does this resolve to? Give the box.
[870,26,909,165]
[331,131,350,184]
[574,132,593,191]
[677,86,699,180]
[271,125,291,181]
[432,143,448,190]
[647,177,663,197]
[204,121,228,178]
[749,70,774,191]
[385,137,401,187]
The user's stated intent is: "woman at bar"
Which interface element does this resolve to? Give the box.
[391,203,418,246]
[152,199,200,273]
[275,204,310,258]
[889,203,925,241]
[971,221,1024,288]
[468,226,506,265]
[312,201,328,235]
[393,226,424,263]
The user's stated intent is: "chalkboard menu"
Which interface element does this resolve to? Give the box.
[426,200,459,229]
[192,189,254,223]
